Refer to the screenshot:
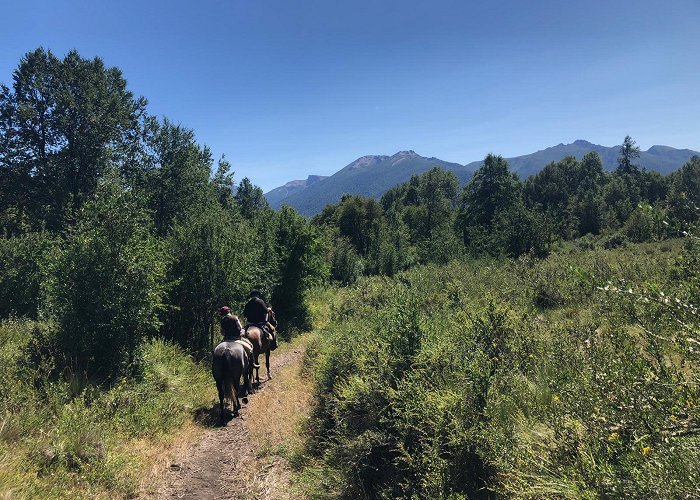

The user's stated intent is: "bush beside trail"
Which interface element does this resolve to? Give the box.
[0,319,214,498]
[300,240,699,498]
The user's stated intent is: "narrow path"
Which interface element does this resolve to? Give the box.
[151,336,312,500]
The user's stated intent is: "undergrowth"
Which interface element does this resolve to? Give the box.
[299,239,700,498]
[0,324,214,499]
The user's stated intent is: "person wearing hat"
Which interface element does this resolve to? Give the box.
[219,305,257,368]
[243,290,278,350]
[219,306,244,340]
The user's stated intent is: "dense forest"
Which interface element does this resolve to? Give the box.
[0,48,329,365]
[312,146,699,284]
[1,48,699,498]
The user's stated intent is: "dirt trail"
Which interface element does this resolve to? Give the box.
[151,338,311,500]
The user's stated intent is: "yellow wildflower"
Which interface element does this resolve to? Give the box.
[608,432,619,442]
[642,446,651,456]
[553,395,560,402]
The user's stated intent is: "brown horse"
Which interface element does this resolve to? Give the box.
[244,309,277,384]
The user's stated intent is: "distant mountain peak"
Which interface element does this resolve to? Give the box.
[347,155,388,170]
[263,173,329,207]
[265,140,698,216]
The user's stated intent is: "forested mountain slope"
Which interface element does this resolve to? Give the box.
[267,150,467,215]
[266,141,699,215]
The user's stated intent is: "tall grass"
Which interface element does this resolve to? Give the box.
[299,240,699,498]
[0,321,214,498]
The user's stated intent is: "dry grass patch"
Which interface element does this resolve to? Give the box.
[136,421,208,497]
[243,333,316,499]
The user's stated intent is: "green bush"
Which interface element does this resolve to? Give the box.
[0,319,214,498]
[45,178,168,380]
[329,235,363,285]
[302,241,698,498]
[164,204,255,354]
[0,232,55,319]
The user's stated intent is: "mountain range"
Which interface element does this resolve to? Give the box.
[265,140,699,216]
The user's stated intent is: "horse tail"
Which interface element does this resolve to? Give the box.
[223,365,239,411]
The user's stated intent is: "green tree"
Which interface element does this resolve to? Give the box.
[145,119,214,235]
[0,48,147,232]
[271,206,329,333]
[212,155,237,212]
[46,174,167,379]
[418,167,458,239]
[668,156,700,226]
[490,201,551,257]
[573,152,607,235]
[624,203,666,242]
[458,154,521,246]
[164,204,255,354]
[0,231,55,318]
[234,177,269,219]
[329,235,363,285]
[617,135,641,176]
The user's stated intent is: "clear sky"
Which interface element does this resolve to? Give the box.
[2,0,699,192]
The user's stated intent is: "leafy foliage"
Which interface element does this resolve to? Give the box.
[0,231,55,318]
[45,175,168,379]
[302,242,700,498]
[0,48,147,232]
[0,320,213,498]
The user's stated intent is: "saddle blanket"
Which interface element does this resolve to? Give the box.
[235,338,254,352]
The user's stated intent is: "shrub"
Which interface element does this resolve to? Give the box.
[164,204,254,354]
[302,242,699,498]
[45,177,168,380]
[0,232,55,319]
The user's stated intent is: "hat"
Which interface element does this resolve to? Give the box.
[219,306,231,315]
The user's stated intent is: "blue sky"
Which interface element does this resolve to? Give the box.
[2,0,699,191]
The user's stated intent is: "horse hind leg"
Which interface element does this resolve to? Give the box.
[232,383,240,414]
[246,363,254,395]
[254,354,261,385]
[216,379,225,414]
[266,350,271,380]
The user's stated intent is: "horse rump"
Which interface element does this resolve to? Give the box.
[212,342,246,416]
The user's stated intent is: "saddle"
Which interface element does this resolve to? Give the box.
[245,322,273,336]
[235,337,254,352]
[223,336,258,368]
[244,322,277,350]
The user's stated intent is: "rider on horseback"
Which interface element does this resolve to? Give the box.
[219,306,243,340]
[243,290,278,350]
[219,306,257,367]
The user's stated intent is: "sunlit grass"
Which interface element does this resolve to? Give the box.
[0,323,216,499]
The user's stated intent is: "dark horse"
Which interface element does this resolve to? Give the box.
[244,309,277,384]
[211,340,252,417]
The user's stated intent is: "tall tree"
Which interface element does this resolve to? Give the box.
[458,154,521,243]
[668,156,700,225]
[212,155,236,212]
[617,135,641,176]
[146,119,213,235]
[235,177,269,219]
[46,173,167,379]
[271,206,329,332]
[0,48,147,231]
